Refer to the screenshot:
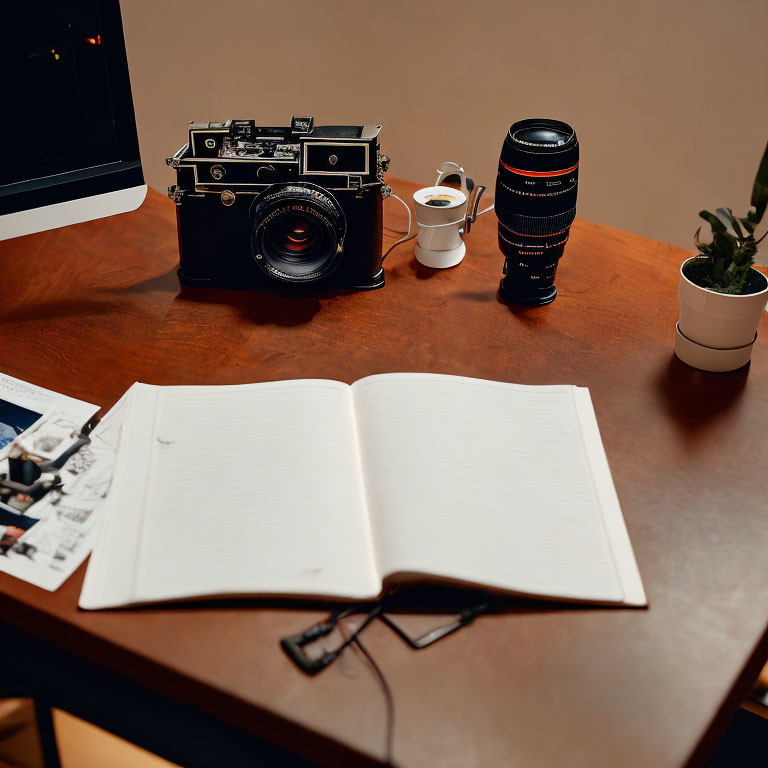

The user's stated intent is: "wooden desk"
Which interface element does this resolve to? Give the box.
[1,179,767,768]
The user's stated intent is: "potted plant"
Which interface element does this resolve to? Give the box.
[675,140,768,372]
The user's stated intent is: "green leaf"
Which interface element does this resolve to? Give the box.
[749,139,768,225]
[738,215,756,234]
[712,229,737,256]
[725,208,747,239]
[690,142,768,291]
[699,209,727,233]
[716,207,742,239]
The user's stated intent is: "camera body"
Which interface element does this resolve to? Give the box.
[167,117,389,291]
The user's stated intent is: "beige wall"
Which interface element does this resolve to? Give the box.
[122,0,768,251]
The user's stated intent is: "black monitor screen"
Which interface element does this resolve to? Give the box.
[0,0,143,216]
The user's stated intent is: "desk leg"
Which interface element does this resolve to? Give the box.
[33,699,61,768]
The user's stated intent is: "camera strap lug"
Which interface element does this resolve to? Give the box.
[352,180,389,198]
[166,143,189,169]
[168,185,184,206]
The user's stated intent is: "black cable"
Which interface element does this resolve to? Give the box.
[381,233,417,263]
[381,193,417,263]
[284,600,488,763]
[352,634,395,767]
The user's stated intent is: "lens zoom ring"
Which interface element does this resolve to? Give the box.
[496,207,576,237]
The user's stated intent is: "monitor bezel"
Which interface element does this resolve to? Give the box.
[0,0,146,239]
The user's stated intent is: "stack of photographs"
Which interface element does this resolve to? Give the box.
[0,372,123,591]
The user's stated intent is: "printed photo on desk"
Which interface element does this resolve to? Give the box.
[0,372,123,591]
[0,399,43,450]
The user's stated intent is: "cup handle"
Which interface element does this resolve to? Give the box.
[435,162,469,195]
[463,185,486,234]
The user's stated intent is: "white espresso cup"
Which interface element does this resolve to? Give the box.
[413,185,468,268]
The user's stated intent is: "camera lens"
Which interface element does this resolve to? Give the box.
[251,184,346,284]
[269,215,322,256]
[495,118,579,305]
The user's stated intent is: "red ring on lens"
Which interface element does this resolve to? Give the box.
[499,160,579,178]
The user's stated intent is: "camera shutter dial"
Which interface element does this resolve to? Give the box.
[210,164,226,180]
[221,190,235,206]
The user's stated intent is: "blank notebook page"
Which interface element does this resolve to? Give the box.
[131,381,379,603]
[352,374,624,603]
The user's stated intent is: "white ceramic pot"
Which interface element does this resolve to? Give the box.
[675,256,768,372]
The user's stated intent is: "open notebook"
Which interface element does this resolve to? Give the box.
[80,374,646,610]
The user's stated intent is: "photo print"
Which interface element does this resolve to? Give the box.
[0,371,102,589]
[0,398,42,450]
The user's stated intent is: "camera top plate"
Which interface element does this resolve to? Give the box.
[169,118,386,195]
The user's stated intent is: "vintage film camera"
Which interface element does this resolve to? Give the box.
[167,117,390,291]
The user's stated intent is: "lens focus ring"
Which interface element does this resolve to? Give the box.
[496,207,577,237]
[251,184,346,284]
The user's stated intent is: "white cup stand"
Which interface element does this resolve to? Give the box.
[413,162,485,269]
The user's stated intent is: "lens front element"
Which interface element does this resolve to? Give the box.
[283,216,317,252]
[269,213,322,257]
[251,184,345,284]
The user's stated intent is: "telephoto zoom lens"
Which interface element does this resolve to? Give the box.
[495,118,579,305]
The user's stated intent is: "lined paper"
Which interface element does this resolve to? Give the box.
[81,374,645,610]
[353,374,624,603]
[121,381,378,604]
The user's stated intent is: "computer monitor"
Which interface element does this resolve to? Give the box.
[0,0,146,241]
